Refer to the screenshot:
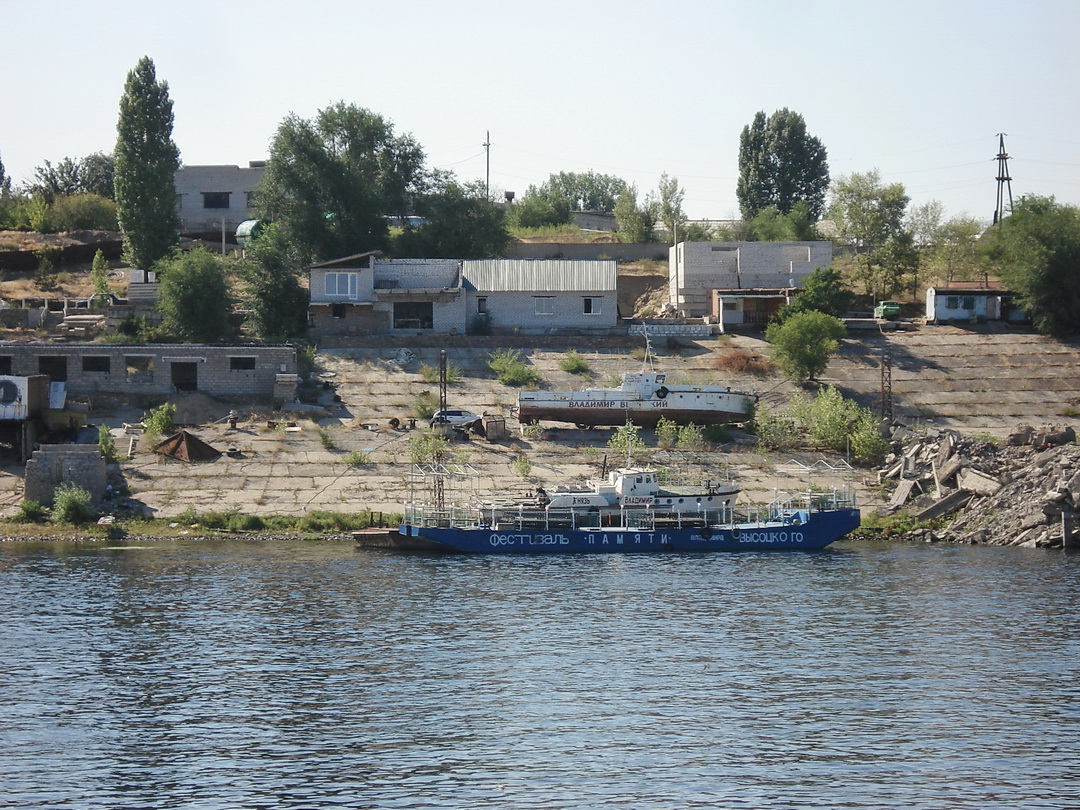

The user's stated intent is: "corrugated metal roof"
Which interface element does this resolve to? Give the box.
[463,259,617,292]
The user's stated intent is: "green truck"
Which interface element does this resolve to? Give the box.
[874,300,901,319]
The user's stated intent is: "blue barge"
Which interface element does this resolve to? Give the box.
[387,466,860,554]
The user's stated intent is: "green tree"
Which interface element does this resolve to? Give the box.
[781,266,854,319]
[656,172,686,243]
[745,202,817,242]
[114,56,180,269]
[91,249,110,295]
[828,169,909,251]
[737,109,830,221]
[257,102,428,261]
[917,214,983,285]
[0,151,12,197]
[157,247,232,342]
[765,310,846,382]
[46,193,117,232]
[538,170,628,212]
[29,157,82,202]
[239,223,308,340]
[983,195,1080,337]
[614,185,656,243]
[507,190,571,229]
[78,152,115,199]
[828,169,910,295]
[393,179,509,258]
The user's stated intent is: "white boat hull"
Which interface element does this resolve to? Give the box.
[517,397,751,427]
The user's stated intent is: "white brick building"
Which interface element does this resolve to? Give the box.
[175,162,265,235]
[463,259,617,334]
[669,241,832,317]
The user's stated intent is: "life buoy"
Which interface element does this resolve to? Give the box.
[655,386,669,399]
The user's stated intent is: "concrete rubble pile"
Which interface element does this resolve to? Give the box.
[878,423,1079,548]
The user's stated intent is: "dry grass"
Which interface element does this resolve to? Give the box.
[712,348,775,377]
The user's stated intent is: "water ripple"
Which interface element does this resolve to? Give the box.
[1,540,1078,808]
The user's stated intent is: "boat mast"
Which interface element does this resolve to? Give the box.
[641,323,656,372]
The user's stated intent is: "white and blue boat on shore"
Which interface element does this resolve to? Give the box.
[375,464,860,554]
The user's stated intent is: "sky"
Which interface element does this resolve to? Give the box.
[2,0,1079,225]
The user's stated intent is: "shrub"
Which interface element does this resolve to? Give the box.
[143,402,176,443]
[420,362,463,384]
[487,348,540,387]
[608,423,646,459]
[407,430,449,464]
[521,420,545,441]
[511,454,532,477]
[98,424,117,462]
[765,310,846,382]
[91,250,111,295]
[51,483,96,525]
[15,499,48,523]
[656,416,678,450]
[317,427,336,450]
[676,423,705,451]
[712,348,775,376]
[412,391,440,419]
[559,350,590,375]
[342,450,371,466]
[754,385,888,465]
[297,343,318,379]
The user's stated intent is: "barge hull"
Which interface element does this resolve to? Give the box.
[397,509,860,554]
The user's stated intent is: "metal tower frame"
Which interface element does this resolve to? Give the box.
[994,133,1014,226]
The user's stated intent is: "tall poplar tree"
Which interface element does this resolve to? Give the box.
[114,56,180,269]
[737,109,830,222]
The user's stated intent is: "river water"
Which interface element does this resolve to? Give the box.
[1,538,1078,810]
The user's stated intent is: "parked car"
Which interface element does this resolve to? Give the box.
[430,409,481,428]
[874,300,901,319]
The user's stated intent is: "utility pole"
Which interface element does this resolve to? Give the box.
[994,133,1014,226]
[483,130,491,200]
[879,352,893,425]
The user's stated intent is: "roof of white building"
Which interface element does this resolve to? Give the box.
[463,259,617,292]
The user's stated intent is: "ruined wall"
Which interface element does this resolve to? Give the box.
[24,444,107,506]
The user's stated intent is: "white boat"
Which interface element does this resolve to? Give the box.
[517,370,756,428]
[518,328,756,428]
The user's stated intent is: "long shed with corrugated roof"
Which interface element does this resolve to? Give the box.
[462,259,618,334]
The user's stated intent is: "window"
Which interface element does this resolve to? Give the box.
[946,296,959,309]
[325,272,358,298]
[962,296,976,310]
[202,192,231,209]
[0,356,12,375]
[331,303,347,319]
[246,190,257,206]
[583,297,601,315]
[722,301,738,311]
[477,297,488,314]
[393,301,433,329]
[82,356,111,373]
[38,356,67,382]
[230,356,256,371]
[125,356,154,383]
[534,296,555,316]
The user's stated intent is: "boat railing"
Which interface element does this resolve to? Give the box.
[403,487,856,531]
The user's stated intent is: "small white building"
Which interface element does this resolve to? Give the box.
[174,162,265,234]
[925,284,1025,324]
[669,241,831,317]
